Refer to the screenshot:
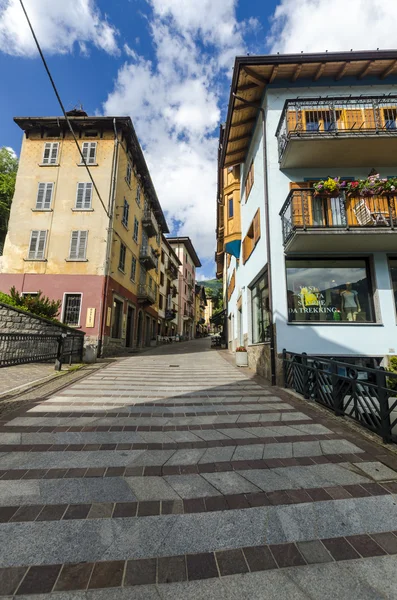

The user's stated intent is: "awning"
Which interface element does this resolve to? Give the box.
[211,309,226,327]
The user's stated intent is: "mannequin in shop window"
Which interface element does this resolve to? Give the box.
[341,282,361,321]
[300,283,320,321]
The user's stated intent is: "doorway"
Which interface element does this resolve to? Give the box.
[145,315,151,346]
[126,306,135,348]
[137,311,143,347]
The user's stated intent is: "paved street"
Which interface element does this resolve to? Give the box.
[1,338,397,598]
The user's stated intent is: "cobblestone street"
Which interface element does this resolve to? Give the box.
[1,338,397,598]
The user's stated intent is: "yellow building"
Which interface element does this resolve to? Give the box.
[0,110,168,355]
[194,284,207,336]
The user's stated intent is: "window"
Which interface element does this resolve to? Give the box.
[122,198,129,227]
[63,294,81,327]
[118,243,126,272]
[251,271,270,344]
[160,272,164,286]
[130,256,137,281]
[390,259,397,313]
[161,250,165,263]
[28,230,47,260]
[112,299,123,338]
[22,292,38,298]
[81,142,97,165]
[42,142,59,165]
[159,294,164,310]
[69,230,88,260]
[242,209,260,263]
[75,183,92,210]
[384,108,397,130]
[149,276,153,290]
[245,161,254,200]
[286,258,375,323]
[185,284,187,294]
[36,182,53,210]
[133,217,139,242]
[126,162,132,186]
[228,196,234,218]
[136,184,141,206]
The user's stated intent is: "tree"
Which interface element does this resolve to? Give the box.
[0,147,18,252]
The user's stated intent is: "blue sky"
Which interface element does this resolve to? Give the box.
[0,0,395,278]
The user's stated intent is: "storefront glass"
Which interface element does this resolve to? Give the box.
[286,258,374,323]
[390,258,397,313]
[251,271,270,343]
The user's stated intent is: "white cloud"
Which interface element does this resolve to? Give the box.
[268,0,397,53]
[103,0,255,270]
[0,0,118,56]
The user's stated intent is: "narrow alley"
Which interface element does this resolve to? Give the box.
[1,339,397,598]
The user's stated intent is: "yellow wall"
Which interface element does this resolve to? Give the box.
[1,132,113,275]
[223,166,241,248]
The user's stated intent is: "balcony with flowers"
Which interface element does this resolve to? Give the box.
[280,175,397,253]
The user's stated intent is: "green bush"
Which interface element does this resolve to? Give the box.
[0,287,61,320]
[387,356,397,392]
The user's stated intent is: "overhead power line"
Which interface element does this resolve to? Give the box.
[18,0,110,218]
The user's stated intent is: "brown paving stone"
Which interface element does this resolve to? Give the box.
[16,564,62,595]
[0,505,18,522]
[0,566,27,596]
[306,488,333,502]
[198,463,216,473]
[322,537,360,561]
[205,496,229,512]
[186,552,218,581]
[243,545,277,571]
[371,532,397,554]
[137,501,161,516]
[144,466,162,477]
[270,543,307,568]
[158,556,187,584]
[88,561,125,589]
[125,558,157,586]
[296,540,333,564]
[88,503,114,519]
[161,500,184,515]
[54,562,94,591]
[216,549,249,576]
[343,484,372,498]
[113,502,138,518]
[85,468,106,478]
[124,466,144,477]
[225,494,251,509]
[22,469,47,480]
[65,468,88,478]
[326,486,352,500]
[266,490,294,506]
[105,467,125,477]
[361,483,389,496]
[10,505,42,522]
[183,498,206,513]
[43,469,66,479]
[63,504,91,520]
[346,534,387,558]
[37,504,68,521]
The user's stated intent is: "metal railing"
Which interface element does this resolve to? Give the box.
[137,284,156,304]
[280,189,397,245]
[283,350,397,444]
[139,244,158,270]
[0,332,84,370]
[165,260,178,280]
[276,95,397,161]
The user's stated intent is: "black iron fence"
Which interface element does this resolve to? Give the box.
[0,332,84,370]
[282,350,397,444]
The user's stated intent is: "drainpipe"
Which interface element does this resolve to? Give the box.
[97,118,119,357]
[232,94,276,385]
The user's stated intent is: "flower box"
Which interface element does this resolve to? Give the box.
[236,347,248,367]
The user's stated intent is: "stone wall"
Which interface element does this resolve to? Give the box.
[0,302,84,336]
[247,343,272,382]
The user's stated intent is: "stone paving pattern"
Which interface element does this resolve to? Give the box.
[1,338,397,597]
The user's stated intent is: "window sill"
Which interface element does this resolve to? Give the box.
[121,223,129,230]
[248,342,270,347]
[63,324,82,329]
[125,178,132,189]
[24,258,47,262]
[39,163,59,167]
[78,163,98,167]
[31,209,53,212]
[72,208,94,212]
[130,278,136,283]
[118,268,126,274]
[65,258,88,262]
[287,322,383,326]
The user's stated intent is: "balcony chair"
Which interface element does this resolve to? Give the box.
[353,199,390,227]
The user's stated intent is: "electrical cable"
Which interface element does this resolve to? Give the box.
[18,0,110,218]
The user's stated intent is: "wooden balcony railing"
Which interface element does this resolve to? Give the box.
[280,189,397,245]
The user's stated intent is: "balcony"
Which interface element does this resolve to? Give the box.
[141,209,157,237]
[137,284,156,305]
[276,96,397,168]
[139,244,158,270]
[183,308,194,320]
[165,260,179,280]
[280,189,397,253]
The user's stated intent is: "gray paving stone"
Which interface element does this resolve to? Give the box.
[221,570,309,600]
[0,477,136,505]
[343,555,397,599]
[292,441,322,457]
[193,430,230,441]
[297,540,333,564]
[199,446,236,464]
[202,472,261,495]
[126,476,180,500]
[166,431,202,443]
[158,579,229,600]
[240,469,301,492]
[22,432,146,445]
[128,450,176,467]
[354,461,397,481]
[232,445,264,461]
[165,449,206,466]
[263,443,293,459]
[281,412,309,421]
[0,450,148,471]
[292,424,333,435]
[164,475,221,499]
[218,428,257,439]
[320,439,364,455]
[0,433,21,444]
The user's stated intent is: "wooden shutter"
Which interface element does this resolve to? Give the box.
[253,210,260,243]
[78,231,87,259]
[50,143,59,164]
[82,143,89,163]
[42,143,51,164]
[76,183,85,209]
[36,231,47,259]
[88,142,97,163]
[28,231,39,259]
[75,183,92,209]
[287,110,298,133]
[69,231,79,259]
[36,183,53,210]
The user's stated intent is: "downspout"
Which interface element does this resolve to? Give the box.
[232,94,276,385]
[98,118,119,357]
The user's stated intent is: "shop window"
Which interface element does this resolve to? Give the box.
[63,294,82,327]
[245,161,254,200]
[251,271,270,344]
[390,258,397,313]
[112,299,123,338]
[286,258,375,323]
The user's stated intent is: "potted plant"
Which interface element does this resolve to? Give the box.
[235,346,248,367]
[313,177,341,197]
